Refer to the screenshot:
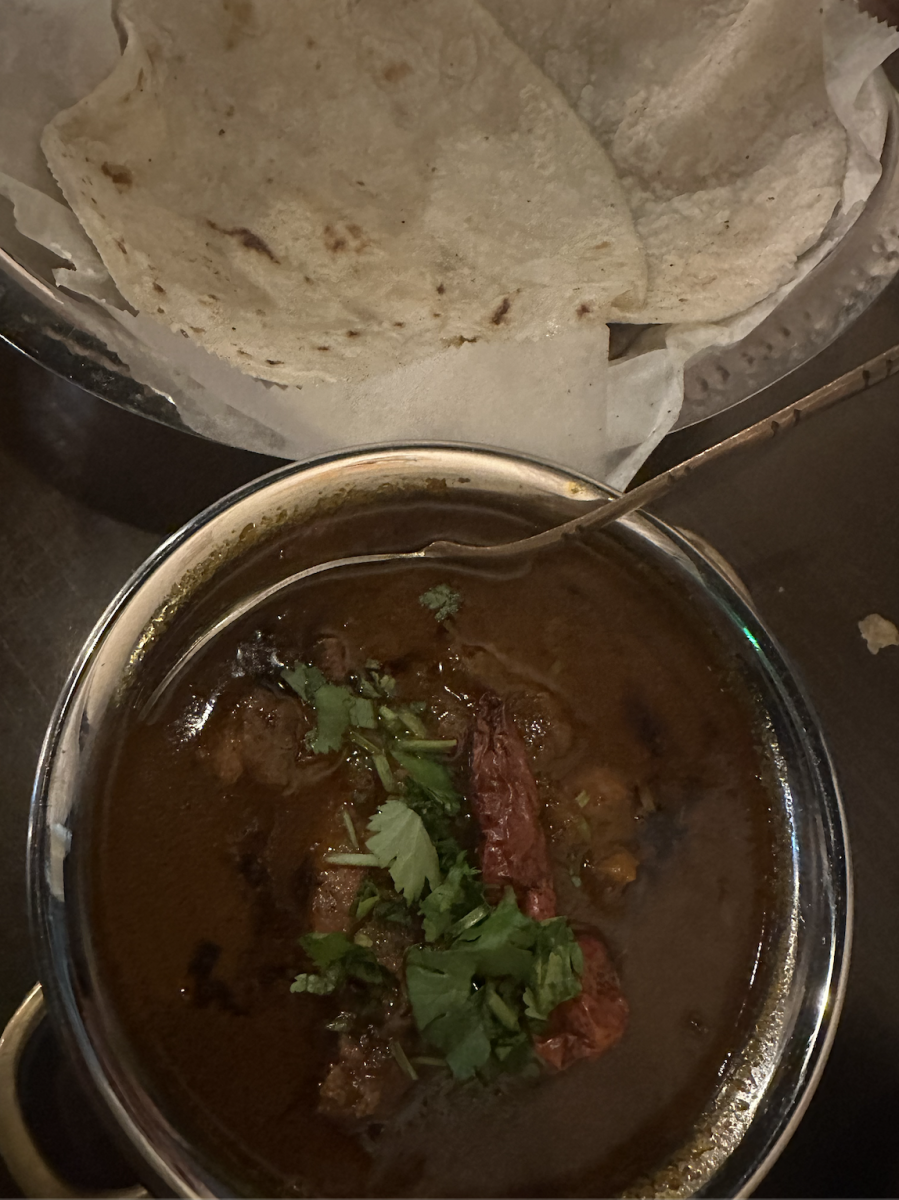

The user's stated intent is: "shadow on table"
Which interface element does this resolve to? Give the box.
[0,340,285,536]
[754,1012,899,1198]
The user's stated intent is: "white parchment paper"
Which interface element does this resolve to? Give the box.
[0,0,896,484]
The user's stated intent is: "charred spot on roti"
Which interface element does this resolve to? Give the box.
[594,241,611,251]
[316,345,331,351]
[491,297,512,325]
[101,162,133,190]
[323,226,347,252]
[114,237,128,255]
[436,283,446,295]
[577,303,592,317]
[189,326,207,334]
[382,61,413,84]
[266,359,284,366]
[152,282,166,294]
[346,330,361,338]
[206,220,279,262]
[323,223,370,254]
[223,0,258,50]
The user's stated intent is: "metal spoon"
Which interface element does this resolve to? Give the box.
[145,340,899,712]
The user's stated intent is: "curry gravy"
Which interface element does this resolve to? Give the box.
[86,497,776,1197]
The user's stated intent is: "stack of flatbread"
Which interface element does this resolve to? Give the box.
[41,0,851,390]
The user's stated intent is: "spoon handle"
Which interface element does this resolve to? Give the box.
[427,339,899,559]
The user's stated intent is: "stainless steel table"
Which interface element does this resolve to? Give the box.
[1,279,898,1195]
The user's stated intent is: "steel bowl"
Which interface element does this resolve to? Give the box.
[17,446,849,1197]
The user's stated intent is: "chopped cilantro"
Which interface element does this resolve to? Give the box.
[394,738,457,753]
[282,662,383,755]
[281,662,326,702]
[342,808,360,850]
[390,1039,419,1081]
[355,893,379,920]
[353,875,417,927]
[453,888,535,981]
[325,852,380,867]
[419,583,462,622]
[419,855,484,942]
[290,972,338,996]
[374,671,396,697]
[365,799,442,902]
[291,931,394,995]
[392,751,460,805]
[349,696,377,728]
[373,752,399,793]
[522,919,584,1021]
[395,706,428,737]
[405,890,585,1080]
[352,876,380,920]
[287,645,587,1087]
[378,705,405,734]
[307,683,354,753]
[400,780,464,871]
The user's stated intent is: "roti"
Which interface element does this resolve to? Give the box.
[480,0,848,324]
[42,0,647,385]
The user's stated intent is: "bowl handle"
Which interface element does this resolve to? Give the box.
[0,985,148,1200]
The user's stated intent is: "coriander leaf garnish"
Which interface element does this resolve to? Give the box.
[365,799,442,901]
[391,751,460,805]
[405,951,496,1080]
[281,662,326,701]
[342,808,360,850]
[406,890,585,1080]
[287,645,588,1087]
[291,931,394,995]
[308,682,355,753]
[394,738,457,753]
[395,706,428,737]
[420,855,484,942]
[324,852,380,866]
[523,919,584,1021]
[349,696,377,728]
[419,583,462,622]
[454,888,535,981]
[282,663,382,754]
[390,1039,419,1081]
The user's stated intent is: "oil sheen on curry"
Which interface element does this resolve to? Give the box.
[88,499,775,1197]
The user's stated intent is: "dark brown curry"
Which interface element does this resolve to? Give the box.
[86,497,775,1197]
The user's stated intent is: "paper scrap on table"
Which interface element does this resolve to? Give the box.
[859,613,899,654]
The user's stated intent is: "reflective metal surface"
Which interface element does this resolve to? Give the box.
[680,97,899,426]
[23,447,847,1197]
